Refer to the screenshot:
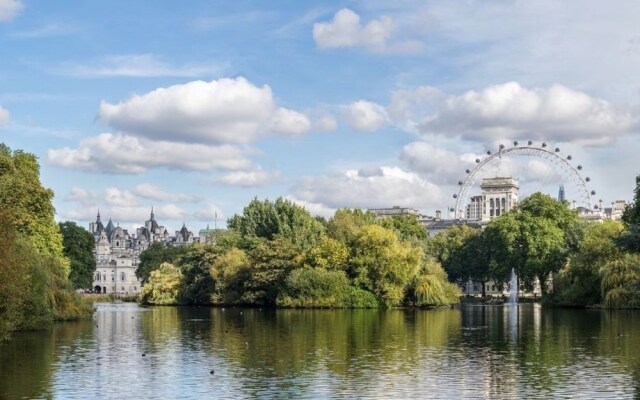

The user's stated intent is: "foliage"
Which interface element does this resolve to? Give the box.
[210,247,251,304]
[0,144,65,262]
[621,175,640,226]
[326,208,377,244]
[176,245,218,305]
[140,263,184,305]
[484,194,573,293]
[349,225,422,307]
[0,145,91,339]
[601,254,640,308]
[427,225,486,284]
[136,242,189,284]
[549,221,623,306]
[413,259,461,306]
[241,237,304,305]
[59,221,96,290]
[380,214,428,242]
[227,197,326,249]
[276,268,354,308]
[304,236,349,271]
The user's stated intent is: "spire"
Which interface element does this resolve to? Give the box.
[150,206,155,220]
[97,209,101,222]
[558,184,566,202]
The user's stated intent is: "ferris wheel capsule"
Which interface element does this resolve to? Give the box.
[577,165,583,170]
[513,141,518,146]
[487,150,491,155]
[465,169,470,174]
[542,142,547,147]
[458,180,463,185]
[585,177,591,182]
[449,207,455,212]
[475,159,480,163]
[591,190,596,195]
[555,147,560,152]
[453,194,458,198]
[567,155,572,160]
[528,140,533,145]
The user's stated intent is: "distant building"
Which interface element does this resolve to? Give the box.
[558,184,566,202]
[480,177,519,222]
[465,195,483,220]
[368,206,419,218]
[90,209,198,295]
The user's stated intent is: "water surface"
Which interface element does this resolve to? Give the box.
[1,303,639,399]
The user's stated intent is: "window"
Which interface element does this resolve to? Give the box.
[95,273,101,282]
[120,272,126,282]
[111,274,114,282]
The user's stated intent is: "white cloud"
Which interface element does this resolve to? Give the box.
[401,141,477,183]
[285,196,336,219]
[98,77,310,144]
[48,133,253,174]
[313,8,424,54]
[63,186,90,202]
[193,203,225,222]
[0,0,22,22]
[292,166,444,210]
[133,183,203,203]
[311,112,338,131]
[269,107,311,136]
[419,82,635,145]
[214,168,281,187]
[345,100,387,132]
[55,54,222,78]
[313,8,394,51]
[0,105,9,125]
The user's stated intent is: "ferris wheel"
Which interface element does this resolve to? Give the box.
[451,141,595,219]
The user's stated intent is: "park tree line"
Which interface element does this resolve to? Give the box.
[0,145,93,340]
[430,179,640,309]
[138,198,460,308]
[138,176,640,310]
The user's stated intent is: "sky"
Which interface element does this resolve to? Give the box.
[1,0,640,234]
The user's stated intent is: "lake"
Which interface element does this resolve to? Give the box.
[1,303,639,399]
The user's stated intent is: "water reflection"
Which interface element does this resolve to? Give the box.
[1,303,640,399]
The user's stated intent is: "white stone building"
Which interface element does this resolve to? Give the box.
[90,209,196,295]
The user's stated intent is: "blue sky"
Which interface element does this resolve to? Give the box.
[1,0,639,234]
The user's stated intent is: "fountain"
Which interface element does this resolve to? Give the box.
[508,268,518,304]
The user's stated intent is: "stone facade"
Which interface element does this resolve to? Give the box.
[90,209,196,295]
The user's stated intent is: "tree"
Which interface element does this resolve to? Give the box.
[380,214,428,242]
[484,195,572,294]
[0,145,65,262]
[427,225,484,284]
[242,237,304,305]
[139,263,183,305]
[59,221,96,290]
[326,208,377,244]
[622,175,640,226]
[551,221,623,306]
[413,259,461,306]
[210,247,252,304]
[227,197,325,249]
[601,254,640,308]
[136,242,188,283]
[349,225,422,307]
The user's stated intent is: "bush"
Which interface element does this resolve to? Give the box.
[140,263,183,305]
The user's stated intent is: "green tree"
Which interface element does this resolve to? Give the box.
[551,221,623,306]
[177,245,218,305]
[227,197,325,249]
[0,144,65,262]
[622,175,640,226]
[304,236,349,271]
[601,254,640,308]
[242,237,303,305]
[140,262,183,305]
[326,208,377,244]
[59,221,96,290]
[209,247,252,304]
[484,196,571,294]
[427,225,485,285]
[136,242,188,283]
[413,258,461,306]
[380,214,428,242]
[349,225,422,307]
